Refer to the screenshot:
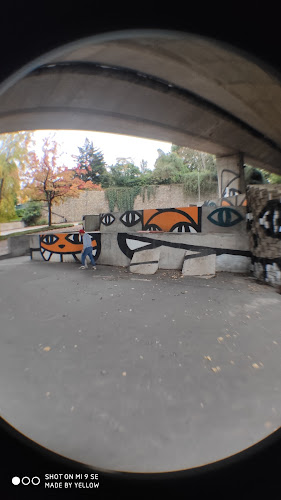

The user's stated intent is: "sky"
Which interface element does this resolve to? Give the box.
[32,130,172,170]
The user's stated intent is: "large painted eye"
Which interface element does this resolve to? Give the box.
[259,201,281,238]
[145,224,161,231]
[41,234,59,245]
[101,213,115,226]
[65,233,82,244]
[170,222,197,233]
[120,211,141,227]
[207,208,243,227]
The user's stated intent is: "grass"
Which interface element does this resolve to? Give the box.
[0,224,75,241]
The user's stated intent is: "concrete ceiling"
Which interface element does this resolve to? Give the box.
[0,30,281,173]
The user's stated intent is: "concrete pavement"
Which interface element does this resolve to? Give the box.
[0,256,281,472]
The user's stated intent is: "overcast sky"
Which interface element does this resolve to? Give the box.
[32,130,172,170]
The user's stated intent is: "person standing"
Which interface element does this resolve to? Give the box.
[78,229,96,269]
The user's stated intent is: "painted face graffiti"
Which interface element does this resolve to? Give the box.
[258,200,281,239]
[142,207,201,233]
[40,233,101,261]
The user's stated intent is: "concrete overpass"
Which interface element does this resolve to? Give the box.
[0,30,281,191]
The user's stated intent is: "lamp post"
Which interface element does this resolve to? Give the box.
[197,167,201,204]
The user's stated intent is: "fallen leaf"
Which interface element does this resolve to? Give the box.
[211,366,221,373]
[252,363,260,369]
[122,372,127,376]
[264,421,272,429]
[217,337,224,342]
[43,346,51,352]
[230,361,235,365]
[204,355,212,361]
[225,334,231,338]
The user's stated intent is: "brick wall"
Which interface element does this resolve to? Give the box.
[247,184,281,287]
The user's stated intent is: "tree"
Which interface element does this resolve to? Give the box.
[110,158,142,186]
[152,151,185,184]
[22,138,81,226]
[0,132,31,221]
[72,138,109,186]
[172,145,216,172]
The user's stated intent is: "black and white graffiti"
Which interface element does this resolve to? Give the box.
[258,200,281,239]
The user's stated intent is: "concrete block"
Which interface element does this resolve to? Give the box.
[84,215,100,231]
[8,235,31,257]
[216,254,251,272]
[130,248,160,274]
[182,250,216,276]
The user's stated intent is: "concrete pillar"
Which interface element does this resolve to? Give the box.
[216,153,245,198]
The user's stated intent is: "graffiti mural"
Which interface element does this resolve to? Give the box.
[117,232,251,261]
[221,169,241,197]
[99,207,202,233]
[142,207,201,233]
[39,232,101,262]
[258,200,281,239]
[100,213,115,226]
[203,195,247,208]
[119,210,143,228]
[251,257,281,286]
[207,207,244,227]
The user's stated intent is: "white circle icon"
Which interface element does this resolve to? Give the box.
[12,476,20,486]
[22,476,31,485]
[32,476,40,485]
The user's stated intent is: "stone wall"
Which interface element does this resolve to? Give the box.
[48,185,218,223]
[247,184,281,287]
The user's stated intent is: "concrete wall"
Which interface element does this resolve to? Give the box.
[30,198,250,275]
[247,184,281,287]
[8,235,31,257]
[0,221,24,233]
[99,206,247,235]
[30,229,251,274]
[48,185,218,223]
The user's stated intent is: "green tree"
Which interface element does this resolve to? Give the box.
[0,132,31,222]
[72,138,109,186]
[110,158,142,186]
[152,151,185,184]
[21,201,42,226]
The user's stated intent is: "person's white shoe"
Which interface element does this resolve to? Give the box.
[92,266,96,270]
[79,266,86,269]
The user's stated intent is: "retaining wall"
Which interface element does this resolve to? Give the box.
[247,184,281,287]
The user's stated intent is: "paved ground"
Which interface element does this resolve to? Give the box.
[0,256,281,473]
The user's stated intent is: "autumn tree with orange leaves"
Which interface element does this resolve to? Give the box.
[22,138,99,226]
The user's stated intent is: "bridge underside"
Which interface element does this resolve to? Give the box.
[0,31,281,174]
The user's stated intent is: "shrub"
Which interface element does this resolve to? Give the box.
[21,201,42,226]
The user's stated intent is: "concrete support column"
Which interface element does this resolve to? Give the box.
[216,153,245,198]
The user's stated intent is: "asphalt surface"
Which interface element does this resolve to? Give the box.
[0,256,281,473]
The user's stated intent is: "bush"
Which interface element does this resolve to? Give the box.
[21,201,42,226]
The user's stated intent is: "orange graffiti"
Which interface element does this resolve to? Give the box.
[40,233,99,255]
[143,207,201,232]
